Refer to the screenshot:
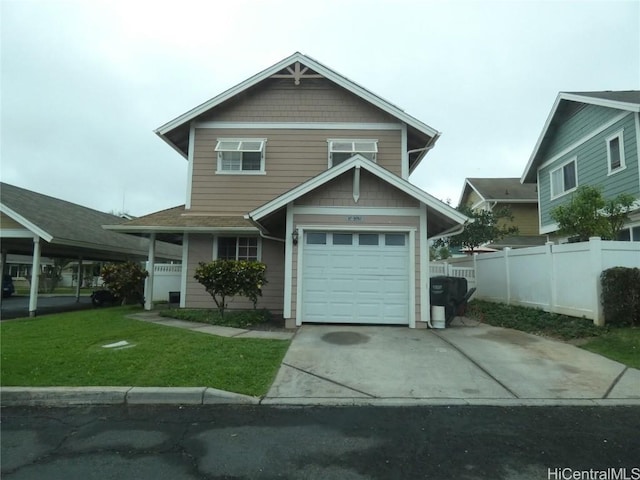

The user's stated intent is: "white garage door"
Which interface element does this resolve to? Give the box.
[301,231,409,324]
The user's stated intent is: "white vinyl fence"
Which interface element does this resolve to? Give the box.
[429,262,476,290]
[444,237,640,325]
[146,263,182,302]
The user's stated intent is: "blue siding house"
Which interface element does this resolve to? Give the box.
[521,91,640,241]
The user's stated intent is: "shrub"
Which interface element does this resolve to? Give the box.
[100,262,148,306]
[194,260,267,316]
[601,267,640,327]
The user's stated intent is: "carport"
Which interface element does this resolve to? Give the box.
[0,183,181,316]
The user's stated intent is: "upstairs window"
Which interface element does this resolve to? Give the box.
[215,139,265,174]
[550,158,577,199]
[217,237,259,261]
[328,139,377,167]
[606,130,625,174]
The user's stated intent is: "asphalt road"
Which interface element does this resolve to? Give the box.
[0,295,94,320]
[2,405,639,479]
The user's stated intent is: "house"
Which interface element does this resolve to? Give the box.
[458,177,546,249]
[521,91,640,242]
[105,52,469,328]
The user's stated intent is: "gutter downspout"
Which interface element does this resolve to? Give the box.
[244,214,286,243]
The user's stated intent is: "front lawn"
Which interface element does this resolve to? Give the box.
[467,300,639,368]
[0,307,290,396]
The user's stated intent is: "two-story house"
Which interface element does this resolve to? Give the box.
[521,91,640,242]
[458,177,546,249]
[106,52,468,328]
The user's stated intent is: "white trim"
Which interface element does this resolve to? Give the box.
[419,206,429,324]
[606,129,626,176]
[327,138,378,168]
[401,124,408,179]
[297,224,417,233]
[213,234,262,261]
[215,171,267,176]
[292,206,421,216]
[212,234,218,259]
[295,226,304,326]
[215,137,266,174]
[0,228,37,238]
[195,121,403,130]
[186,123,195,209]
[560,92,640,113]
[457,179,487,209]
[156,52,438,138]
[180,233,189,308]
[248,155,468,227]
[540,222,560,235]
[353,166,360,203]
[523,108,630,182]
[408,229,416,328]
[0,204,53,242]
[283,203,293,318]
[549,157,578,200]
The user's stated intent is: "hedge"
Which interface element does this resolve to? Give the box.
[601,267,640,327]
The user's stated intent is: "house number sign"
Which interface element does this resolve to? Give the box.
[347,216,364,222]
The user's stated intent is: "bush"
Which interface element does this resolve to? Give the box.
[100,262,148,306]
[159,308,271,329]
[601,267,640,327]
[194,260,267,316]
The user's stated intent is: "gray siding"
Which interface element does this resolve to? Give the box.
[191,128,403,213]
[539,112,639,227]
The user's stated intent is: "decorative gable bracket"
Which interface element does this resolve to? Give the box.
[270,61,323,85]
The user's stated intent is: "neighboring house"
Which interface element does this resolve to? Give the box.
[106,52,469,328]
[521,91,640,241]
[458,177,546,249]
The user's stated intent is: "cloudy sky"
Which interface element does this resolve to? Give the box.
[1,0,639,216]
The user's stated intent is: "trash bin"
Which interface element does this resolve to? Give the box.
[429,276,469,326]
[168,291,180,304]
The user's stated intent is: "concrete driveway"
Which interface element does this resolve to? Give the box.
[264,319,640,405]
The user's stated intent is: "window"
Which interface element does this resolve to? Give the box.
[215,139,265,174]
[333,233,352,245]
[307,233,327,245]
[385,234,406,246]
[606,131,625,174]
[217,237,259,261]
[550,159,577,198]
[328,139,377,167]
[617,226,640,242]
[359,234,379,246]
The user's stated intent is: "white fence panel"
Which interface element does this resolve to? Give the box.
[429,262,476,289]
[508,246,550,309]
[148,263,182,302]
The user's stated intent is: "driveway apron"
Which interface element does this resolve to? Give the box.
[265,320,639,403]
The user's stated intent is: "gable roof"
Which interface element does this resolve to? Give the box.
[247,155,469,238]
[0,182,181,261]
[521,90,640,183]
[459,177,538,207]
[155,52,440,171]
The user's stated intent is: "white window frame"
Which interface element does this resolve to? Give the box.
[215,138,266,175]
[327,139,378,168]
[606,129,626,175]
[214,236,262,261]
[549,157,578,200]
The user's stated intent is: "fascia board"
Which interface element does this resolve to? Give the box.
[561,93,640,113]
[0,203,53,242]
[102,225,258,233]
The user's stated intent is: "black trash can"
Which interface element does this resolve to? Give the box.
[168,291,180,304]
[430,276,468,325]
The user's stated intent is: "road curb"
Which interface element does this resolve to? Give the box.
[0,387,260,406]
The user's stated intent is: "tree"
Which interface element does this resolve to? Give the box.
[550,185,635,241]
[100,262,148,305]
[435,205,519,253]
[194,260,267,316]
[42,258,72,293]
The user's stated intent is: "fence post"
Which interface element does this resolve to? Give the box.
[504,247,511,305]
[546,242,556,314]
[589,237,604,326]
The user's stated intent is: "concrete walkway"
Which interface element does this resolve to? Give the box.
[263,319,640,406]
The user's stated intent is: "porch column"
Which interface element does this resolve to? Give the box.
[0,249,6,306]
[29,237,41,317]
[75,256,83,303]
[144,233,156,311]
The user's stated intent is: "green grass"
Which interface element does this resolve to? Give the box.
[467,300,639,368]
[0,307,290,396]
[467,300,607,340]
[580,329,640,369]
[159,308,270,329]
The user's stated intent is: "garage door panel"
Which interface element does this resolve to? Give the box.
[302,231,410,325]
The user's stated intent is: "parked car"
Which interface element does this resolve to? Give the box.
[2,274,15,298]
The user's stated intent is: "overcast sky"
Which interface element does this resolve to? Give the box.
[1,0,639,216]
